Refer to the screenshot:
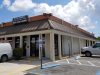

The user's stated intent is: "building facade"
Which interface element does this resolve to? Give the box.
[0,13,96,61]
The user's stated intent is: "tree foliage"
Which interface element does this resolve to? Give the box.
[96,37,100,40]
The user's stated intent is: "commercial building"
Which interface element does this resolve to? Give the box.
[0,13,96,61]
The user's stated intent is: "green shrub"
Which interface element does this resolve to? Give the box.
[13,48,23,60]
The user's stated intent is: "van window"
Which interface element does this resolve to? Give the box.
[93,43,100,48]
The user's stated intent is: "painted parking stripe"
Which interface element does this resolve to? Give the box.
[87,61,96,66]
[90,61,100,67]
[76,60,82,65]
[68,59,79,64]
[66,59,69,64]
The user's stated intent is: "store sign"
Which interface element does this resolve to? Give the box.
[12,15,28,25]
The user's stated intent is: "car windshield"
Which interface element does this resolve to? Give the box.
[93,43,100,48]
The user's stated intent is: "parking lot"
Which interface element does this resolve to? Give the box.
[56,56,100,67]
[0,56,100,75]
[26,56,100,75]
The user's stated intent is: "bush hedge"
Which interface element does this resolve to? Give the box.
[13,48,23,60]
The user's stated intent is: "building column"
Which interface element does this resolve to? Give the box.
[71,36,73,56]
[4,37,7,42]
[5,37,7,41]
[50,32,55,61]
[39,34,42,59]
[26,35,30,57]
[12,37,15,49]
[88,40,90,46]
[45,34,50,59]
[58,34,62,59]
[92,41,94,45]
[79,38,81,54]
[20,36,23,48]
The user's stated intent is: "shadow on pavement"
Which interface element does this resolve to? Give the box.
[81,55,100,58]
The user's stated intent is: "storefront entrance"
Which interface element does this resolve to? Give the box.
[30,35,45,57]
[15,37,20,48]
[54,34,59,56]
[30,35,39,57]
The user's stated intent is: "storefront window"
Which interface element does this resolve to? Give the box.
[15,37,20,48]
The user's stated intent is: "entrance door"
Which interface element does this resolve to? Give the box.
[54,34,59,56]
[30,35,39,57]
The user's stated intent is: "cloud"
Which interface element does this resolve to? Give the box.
[1,0,98,30]
[79,16,95,29]
[34,0,96,30]
[2,0,11,7]
[8,0,37,11]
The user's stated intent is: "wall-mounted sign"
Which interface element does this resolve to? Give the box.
[12,15,29,25]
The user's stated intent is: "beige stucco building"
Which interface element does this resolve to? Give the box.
[0,13,96,61]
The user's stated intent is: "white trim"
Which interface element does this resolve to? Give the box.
[0,29,95,41]
[52,30,96,41]
[0,30,52,38]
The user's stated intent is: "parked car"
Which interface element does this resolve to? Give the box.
[0,43,12,62]
[81,42,100,57]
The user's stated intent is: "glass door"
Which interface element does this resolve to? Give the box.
[30,35,39,57]
[15,37,20,48]
[55,34,59,56]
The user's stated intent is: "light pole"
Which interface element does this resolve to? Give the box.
[39,34,43,69]
[40,46,43,69]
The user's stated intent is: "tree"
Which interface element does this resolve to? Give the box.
[96,37,100,41]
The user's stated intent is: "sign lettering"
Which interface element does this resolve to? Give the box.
[12,15,28,25]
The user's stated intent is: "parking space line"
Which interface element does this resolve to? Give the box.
[66,59,69,64]
[87,61,96,66]
[76,60,82,65]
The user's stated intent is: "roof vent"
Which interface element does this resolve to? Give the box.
[43,13,52,16]
[75,25,79,27]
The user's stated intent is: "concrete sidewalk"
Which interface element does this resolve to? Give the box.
[0,59,51,75]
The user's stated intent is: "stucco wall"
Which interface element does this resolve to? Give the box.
[62,35,71,56]
[80,39,86,49]
[73,37,80,54]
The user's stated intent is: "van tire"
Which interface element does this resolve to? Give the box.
[85,51,92,57]
[1,55,8,62]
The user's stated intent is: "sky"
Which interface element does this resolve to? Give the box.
[0,0,100,37]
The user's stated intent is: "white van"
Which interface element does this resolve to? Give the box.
[81,42,100,57]
[0,43,12,62]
